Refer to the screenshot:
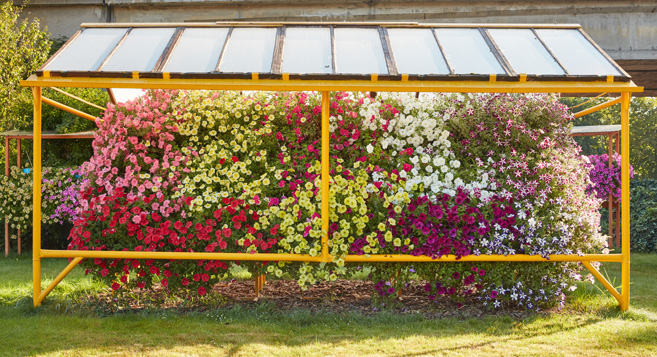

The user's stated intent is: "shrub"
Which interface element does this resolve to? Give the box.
[600,179,657,252]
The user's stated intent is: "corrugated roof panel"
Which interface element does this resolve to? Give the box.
[433,28,505,75]
[387,28,449,75]
[488,29,565,75]
[164,28,229,73]
[535,29,623,76]
[282,27,333,74]
[219,27,277,73]
[45,28,127,71]
[101,28,176,72]
[334,28,388,75]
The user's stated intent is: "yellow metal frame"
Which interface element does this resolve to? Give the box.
[21,74,640,310]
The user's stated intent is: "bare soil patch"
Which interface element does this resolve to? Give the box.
[85,279,535,319]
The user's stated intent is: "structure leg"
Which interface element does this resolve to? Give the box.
[620,92,631,311]
[32,87,42,307]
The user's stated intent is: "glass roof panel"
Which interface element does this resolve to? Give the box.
[387,28,449,75]
[334,28,388,75]
[101,28,176,72]
[282,27,332,74]
[164,28,229,73]
[535,29,622,76]
[488,29,564,75]
[219,27,277,73]
[45,28,128,71]
[434,28,504,74]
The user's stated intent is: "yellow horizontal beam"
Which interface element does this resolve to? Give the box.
[21,75,643,94]
[343,253,623,263]
[40,249,623,263]
[573,97,622,118]
[41,249,327,262]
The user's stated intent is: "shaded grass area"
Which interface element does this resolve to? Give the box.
[1,254,656,356]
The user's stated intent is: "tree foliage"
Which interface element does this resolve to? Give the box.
[0,1,51,131]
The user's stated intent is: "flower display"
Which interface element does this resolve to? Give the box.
[71,90,606,310]
[0,166,85,233]
[585,153,633,201]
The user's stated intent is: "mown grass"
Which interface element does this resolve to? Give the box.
[0,254,656,356]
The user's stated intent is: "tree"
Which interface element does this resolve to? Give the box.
[0,1,51,131]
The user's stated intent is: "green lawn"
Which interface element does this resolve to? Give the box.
[0,254,656,356]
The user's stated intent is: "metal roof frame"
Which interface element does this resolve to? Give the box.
[22,22,641,94]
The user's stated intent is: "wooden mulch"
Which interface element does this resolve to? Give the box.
[85,279,536,319]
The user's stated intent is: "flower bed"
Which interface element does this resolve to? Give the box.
[71,90,606,310]
[585,153,633,201]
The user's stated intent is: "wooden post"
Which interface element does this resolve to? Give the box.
[4,136,9,257]
[615,132,621,248]
[254,274,266,297]
[608,133,613,248]
[16,139,21,255]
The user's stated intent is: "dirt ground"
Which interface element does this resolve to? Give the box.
[89,279,535,319]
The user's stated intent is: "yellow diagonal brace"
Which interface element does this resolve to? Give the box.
[42,96,98,122]
[50,87,106,111]
[582,261,622,305]
[37,257,83,305]
[573,97,621,118]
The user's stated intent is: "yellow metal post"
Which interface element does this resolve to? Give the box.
[321,91,330,262]
[32,86,42,307]
[620,92,631,311]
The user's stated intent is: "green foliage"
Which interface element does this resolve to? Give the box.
[13,86,107,166]
[0,1,51,131]
[561,97,657,180]
[630,180,657,252]
[601,179,657,252]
